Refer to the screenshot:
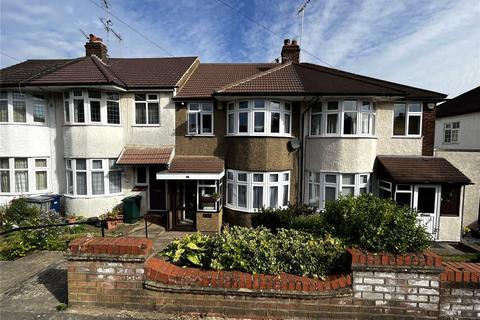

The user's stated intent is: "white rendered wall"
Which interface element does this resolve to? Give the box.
[434,112,480,150]
[438,216,462,242]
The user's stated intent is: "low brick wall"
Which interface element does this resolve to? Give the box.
[67,237,480,319]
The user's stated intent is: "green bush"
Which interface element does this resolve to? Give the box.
[163,226,346,278]
[323,193,432,253]
[290,214,327,236]
[252,204,317,230]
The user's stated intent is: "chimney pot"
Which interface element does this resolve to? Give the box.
[291,39,297,45]
[85,34,108,63]
[284,39,291,45]
[281,39,300,64]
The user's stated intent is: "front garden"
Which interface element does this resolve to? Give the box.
[164,193,433,279]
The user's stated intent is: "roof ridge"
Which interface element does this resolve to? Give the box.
[90,56,126,87]
[300,63,446,97]
[215,62,294,93]
[20,57,84,84]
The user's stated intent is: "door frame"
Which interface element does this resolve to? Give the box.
[146,166,168,212]
[413,184,441,240]
[170,180,197,231]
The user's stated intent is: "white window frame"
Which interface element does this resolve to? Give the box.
[0,157,50,195]
[443,121,460,144]
[197,180,222,212]
[309,99,375,137]
[106,92,120,124]
[65,158,123,197]
[134,93,160,126]
[392,102,422,137]
[225,169,290,213]
[378,179,392,199]
[0,91,48,125]
[307,172,371,210]
[34,158,48,191]
[226,99,292,137]
[394,184,413,207]
[187,103,214,136]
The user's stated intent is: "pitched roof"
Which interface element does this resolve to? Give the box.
[1,56,198,89]
[169,156,224,173]
[436,86,480,118]
[116,146,174,165]
[175,63,277,99]
[215,62,446,99]
[377,156,471,184]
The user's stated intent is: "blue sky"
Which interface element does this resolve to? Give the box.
[0,0,479,97]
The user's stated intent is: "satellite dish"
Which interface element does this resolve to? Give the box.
[288,138,301,150]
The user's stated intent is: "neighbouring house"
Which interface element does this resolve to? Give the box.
[434,86,480,240]
[0,36,471,240]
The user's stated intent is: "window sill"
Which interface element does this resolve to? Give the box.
[391,135,422,139]
[63,193,124,199]
[0,122,49,127]
[225,134,293,138]
[0,191,51,196]
[185,134,215,137]
[306,135,377,139]
[64,123,123,127]
[442,142,459,145]
[131,124,161,127]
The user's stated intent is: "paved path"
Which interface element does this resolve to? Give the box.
[127,221,192,252]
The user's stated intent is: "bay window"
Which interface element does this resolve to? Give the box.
[0,157,49,194]
[226,99,292,136]
[64,89,122,125]
[310,100,375,137]
[0,92,8,122]
[307,172,371,209]
[226,169,290,212]
[13,92,26,123]
[0,91,49,124]
[393,102,422,136]
[187,103,213,135]
[106,92,120,124]
[66,159,122,196]
[32,94,46,123]
[135,93,159,125]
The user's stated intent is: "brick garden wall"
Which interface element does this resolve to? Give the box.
[67,237,480,319]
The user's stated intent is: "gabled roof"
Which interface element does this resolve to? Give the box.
[175,63,277,99]
[377,156,471,184]
[1,56,198,89]
[215,62,446,99]
[116,146,174,165]
[436,86,480,118]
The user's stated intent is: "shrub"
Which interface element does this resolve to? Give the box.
[163,226,346,278]
[252,204,317,230]
[323,193,432,253]
[290,214,327,236]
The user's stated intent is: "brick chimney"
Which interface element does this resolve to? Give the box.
[281,39,300,63]
[85,34,108,63]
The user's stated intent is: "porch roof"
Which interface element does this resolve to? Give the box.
[376,156,471,184]
[116,146,174,165]
[169,156,224,173]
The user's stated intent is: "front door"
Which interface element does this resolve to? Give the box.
[172,181,196,230]
[149,166,167,211]
[413,185,440,239]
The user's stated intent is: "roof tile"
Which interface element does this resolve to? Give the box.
[117,146,174,165]
[169,156,224,173]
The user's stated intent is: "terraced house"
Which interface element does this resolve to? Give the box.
[0,36,472,241]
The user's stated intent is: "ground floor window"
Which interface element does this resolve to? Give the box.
[308,172,370,209]
[198,179,222,212]
[378,180,392,199]
[65,158,122,196]
[226,169,290,212]
[394,184,413,207]
[0,157,49,194]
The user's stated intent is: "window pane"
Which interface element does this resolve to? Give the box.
[63,91,70,99]
[239,112,248,132]
[137,167,147,184]
[451,130,458,142]
[341,187,354,195]
[1,170,11,192]
[312,102,322,113]
[147,103,159,124]
[91,172,104,195]
[64,101,70,123]
[106,92,119,100]
[254,100,265,109]
[14,158,28,169]
[359,187,367,194]
[135,103,146,124]
[308,183,320,208]
[397,184,411,191]
[269,174,278,182]
[227,183,234,205]
[408,115,421,135]
[284,113,290,134]
[239,101,248,109]
[74,100,85,123]
[73,89,82,97]
[88,90,101,99]
[327,101,339,110]
[361,101,372,111]
[135,94,146,101]
[188,113,197,134]
[228,102,235,111]
[0,158,9,169]
[285,103,291,111]
[33,102,46,123]
[76,172,87,195]
[228,113,235,133]
[202,113,212,133]
[393,104,406,135]
[13,101,26,122]
[342,174,355,185]
[452,122,460,129]
[444,129,451,143]
[76,159,86,170]
[227,171,234,180]
[90,101,101,122]
[361,113,372,134]
[238,173,247,182]
[147,94,158,101]
[238,185,247,208]
[360,175,368,184]
[189,103,199,111]
[282,185,289,206]
[283,172,289,181]
[15,171,28,192]
[409,103,421,113]
[343,100,356,111]
[0,100,8,122]
[35,171,47,190]
[343,112,357,134]
[326,114,338,133]
[35,159,47,168]
[107,101,120,124]
[396,193,411,207]
[311,114,321,135]
[254,112,264,132]
[253,186,263,209]
[417,187,436,213]
[325,186,336,202]
[269,186,278,208]
[271,112,280,133]
[67,171,73,194]
[92,160,102,169]
[109,171,121,193]
[325,174,337,183]
[253,174,263,182]
[270,101,280,109]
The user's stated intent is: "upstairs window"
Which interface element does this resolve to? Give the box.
[13,92,26,123]
[106,92,120,124]
[393,102,422,136]
[32,94,46,123]
[187,103,213,135]
[0,91,48,124]
[135,93,159,125]
[444,122,460,144]
[0,92,8,122]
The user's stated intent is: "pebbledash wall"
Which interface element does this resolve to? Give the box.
[67,237,480,319]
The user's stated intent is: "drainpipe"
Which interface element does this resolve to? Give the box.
[298,96,320,205]
[460,185,466,241]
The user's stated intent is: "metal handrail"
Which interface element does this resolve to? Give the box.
[0,217,125,237]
